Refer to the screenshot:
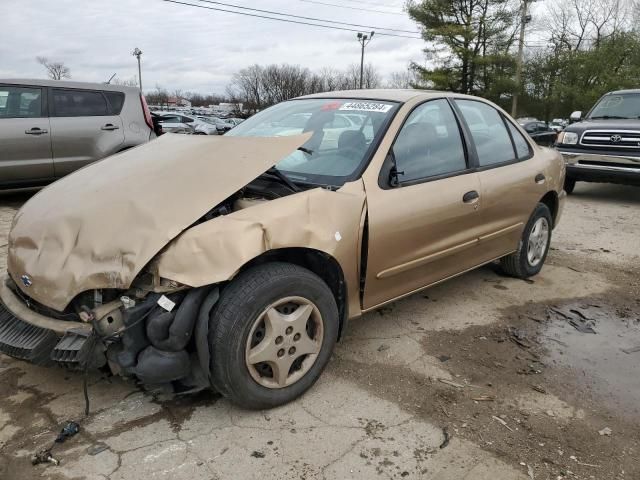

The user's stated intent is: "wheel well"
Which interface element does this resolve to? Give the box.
[540,191,559,227]
[239,248,349,340]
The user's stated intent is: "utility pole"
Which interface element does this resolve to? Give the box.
[511,0,534,117]
[357,31,374,89]
[132,48,143,91]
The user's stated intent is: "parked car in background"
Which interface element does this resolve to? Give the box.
[549,119,566,133]
[556,89,640,193]
[226,117,245,126]
[196,115,235,133]
[154,112,218,135]
[0,79,155,190]
[519,120,558,147]
[0,90,565,409]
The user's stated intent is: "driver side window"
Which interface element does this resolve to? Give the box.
[393,99,467,184]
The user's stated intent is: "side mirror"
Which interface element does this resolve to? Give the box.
[569,111,582,123]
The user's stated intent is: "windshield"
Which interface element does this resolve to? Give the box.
[588,93,640,119]
[226,98,399,186]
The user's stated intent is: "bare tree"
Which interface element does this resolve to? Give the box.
[112,76,138,87]
[36,56,71,80]
[387,70,420,89]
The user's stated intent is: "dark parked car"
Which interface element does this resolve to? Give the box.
[519,121,558,147]
[555,89,640,193]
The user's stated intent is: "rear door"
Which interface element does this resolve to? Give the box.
[453,99,547,257]
[0,84,53,187]
[362,98,485,310]
[49,88,125,177]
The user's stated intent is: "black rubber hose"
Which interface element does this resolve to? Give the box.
[146,287,209,352]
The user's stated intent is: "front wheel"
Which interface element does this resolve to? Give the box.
[500,203,552,279]
[564,177,576,194]
[209,262,339,409]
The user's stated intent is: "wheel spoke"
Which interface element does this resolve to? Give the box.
[295,332,321,357]
[272,357,295,387]
[285,303,314,332]
[248,338,278,365]
[264,307,285,332]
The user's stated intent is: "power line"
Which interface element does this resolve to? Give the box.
[298,0,405,16]
[161,0,422,39]
[193,0,418,34]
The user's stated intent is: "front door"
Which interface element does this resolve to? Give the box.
[0,84,53,187]
[362,99,486,310]
[49,88,124,177]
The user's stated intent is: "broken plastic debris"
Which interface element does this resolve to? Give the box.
[438,378,465,389]
[87,442,109,456]
[492,416,513,431]
[621,345,640,354]
[598,427,612,436]
[55,421,80,444]
[31,449,59,466]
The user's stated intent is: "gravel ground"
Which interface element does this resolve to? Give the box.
[0,182,639,480]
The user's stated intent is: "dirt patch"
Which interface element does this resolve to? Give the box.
[334,290,640,480]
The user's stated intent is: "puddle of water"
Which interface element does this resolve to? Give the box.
[543,303,640,418]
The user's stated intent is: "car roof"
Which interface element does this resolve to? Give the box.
[0,78,141,93]
[297,88,461,103]
[607,89,640,95]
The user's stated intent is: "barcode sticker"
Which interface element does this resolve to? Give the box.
[339,102,393,113]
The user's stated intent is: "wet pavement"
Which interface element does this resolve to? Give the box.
[1,183,639,480]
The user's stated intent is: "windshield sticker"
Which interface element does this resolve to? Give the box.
[339,102,393,113]
[321,101,343,111]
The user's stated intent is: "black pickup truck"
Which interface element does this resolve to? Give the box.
[555,89,640,193]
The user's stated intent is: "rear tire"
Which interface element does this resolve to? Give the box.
[500,203,552,279]
[209,262,339,409]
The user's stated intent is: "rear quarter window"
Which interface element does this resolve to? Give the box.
[52,89,109,117]
[104,91,125,115]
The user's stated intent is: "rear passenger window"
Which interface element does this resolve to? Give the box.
[52,89,109,117]
[0,86,43,118]
[393,99,467,183]
[104,91,125,115]
[507,122,532,159]
[455,100,515,166]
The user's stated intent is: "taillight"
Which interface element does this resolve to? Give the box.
[140,94,154,131]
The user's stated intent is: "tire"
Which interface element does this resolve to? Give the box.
[209,262,339,409]
[564,177,576,195]
[500,203,553,279]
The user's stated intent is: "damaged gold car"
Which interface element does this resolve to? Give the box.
[0,90,566,408]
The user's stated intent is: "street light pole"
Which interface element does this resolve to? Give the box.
[357,31,374,89]
[511,0,533,117]
[132,48,143,92]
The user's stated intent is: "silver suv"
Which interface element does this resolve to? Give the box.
[0,79,156,190]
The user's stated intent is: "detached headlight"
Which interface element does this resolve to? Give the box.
[561,132,579,145]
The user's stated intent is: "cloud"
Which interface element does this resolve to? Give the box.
[0,0,424,93]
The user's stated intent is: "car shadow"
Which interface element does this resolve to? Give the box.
[570,183,640,205]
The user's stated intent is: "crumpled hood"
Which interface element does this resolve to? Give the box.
[7,133,309,311]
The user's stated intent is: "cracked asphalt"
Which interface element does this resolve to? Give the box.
[1,182,639,480]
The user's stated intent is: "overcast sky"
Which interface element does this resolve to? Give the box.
[1,0,428,94]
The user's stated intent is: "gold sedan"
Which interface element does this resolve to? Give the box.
[1,89,566,409]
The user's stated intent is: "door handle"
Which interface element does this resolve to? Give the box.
[101,124,120,131]
[462,190,480,203]
[535,173,546,184]
[25,128,48,135]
